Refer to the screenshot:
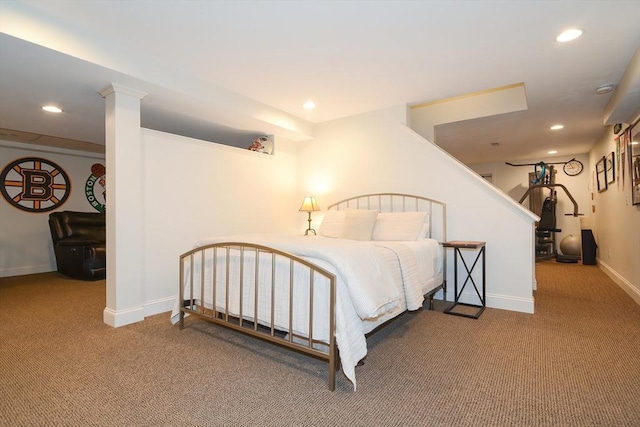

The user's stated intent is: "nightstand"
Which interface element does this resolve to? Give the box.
[442,241,486,319]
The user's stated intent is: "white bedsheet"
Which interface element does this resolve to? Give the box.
[170,234,442,390]
[361,240,443,334]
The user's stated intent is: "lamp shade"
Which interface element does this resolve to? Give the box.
[299,196,320,212]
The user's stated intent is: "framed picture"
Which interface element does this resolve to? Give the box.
[596,156,608,192]
[630,122,640,205]
[606,151,615,184]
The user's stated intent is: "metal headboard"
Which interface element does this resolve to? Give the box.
[326,192,447,243]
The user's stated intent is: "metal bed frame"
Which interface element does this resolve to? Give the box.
[178,193,446,391]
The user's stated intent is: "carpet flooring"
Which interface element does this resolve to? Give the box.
[1,261,639,426]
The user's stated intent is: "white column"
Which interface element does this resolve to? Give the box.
[99,83,147,327]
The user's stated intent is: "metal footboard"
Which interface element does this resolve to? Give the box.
[178,193,447,391]
[179,242,338,391]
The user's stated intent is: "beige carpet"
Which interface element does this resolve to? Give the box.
[1,261,639,426]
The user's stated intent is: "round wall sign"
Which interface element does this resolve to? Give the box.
[0,157,71,212]
[85,163,106,212]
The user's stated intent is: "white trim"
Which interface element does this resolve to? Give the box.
[103,306,144,328]
[99,83,147,99]
[598,260,640,305]
[486,293,535,314]
[102,298,174,327]
[143,296,175,317]
[444,289,535,314]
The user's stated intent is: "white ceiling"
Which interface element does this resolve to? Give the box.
[1,0,639,164]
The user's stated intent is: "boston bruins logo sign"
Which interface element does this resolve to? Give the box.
[0,157,71,212]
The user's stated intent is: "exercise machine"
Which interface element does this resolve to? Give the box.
[510,161,583,262]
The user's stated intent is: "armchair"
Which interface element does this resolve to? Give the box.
[48,211,106,281]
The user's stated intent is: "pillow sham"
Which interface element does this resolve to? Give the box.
[318,210,346,238]
[342,209,379,241]
[372,211,428,241]
[418,219,430,239]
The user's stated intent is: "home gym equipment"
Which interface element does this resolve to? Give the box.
[509,161,584,262]
[558,234,582,263]
[559,234,581,257]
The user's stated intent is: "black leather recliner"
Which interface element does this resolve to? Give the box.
[48,211,106,280]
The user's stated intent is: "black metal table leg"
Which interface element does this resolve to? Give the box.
[443,241,486,319]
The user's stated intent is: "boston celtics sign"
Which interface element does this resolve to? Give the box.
[85,163,106,212]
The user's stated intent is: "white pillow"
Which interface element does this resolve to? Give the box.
[372,212,428,241]
[342,209,379,241]
[318,210,346,238]
[418,220,430,239]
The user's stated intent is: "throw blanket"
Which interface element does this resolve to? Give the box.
[195,234,401,320]
[372,242,424,311]
[173,234,429,390]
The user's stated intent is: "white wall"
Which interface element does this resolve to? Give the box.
[3,106,541,318]
[0,140,105,277]
[297,106,538,313]
[467,125,640,305]
[1,129,300,323]
[138,129,300,313]
[1,106,550,319]
[470,153,592,250]
[589,123,640,304]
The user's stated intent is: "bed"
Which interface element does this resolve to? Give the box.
[171,193,446,391]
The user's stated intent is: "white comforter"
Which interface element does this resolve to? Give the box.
[171,234,441,389]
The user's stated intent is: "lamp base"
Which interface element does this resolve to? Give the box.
[304,213,316,236]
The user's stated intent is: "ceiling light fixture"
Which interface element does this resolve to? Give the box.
[303,101,316,110]
[550,124,564,130]
[556,28,583,43]
[596,84,615,94]
[548,150,558,154]
[42,105,63,113]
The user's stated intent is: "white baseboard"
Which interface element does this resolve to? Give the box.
[143,296,175,317]
[487,293,535,314]
[0,264,55,278]
[102,297,174,327]
[103,306,145,328]
[598,260,640,306]
[444,289,535,314]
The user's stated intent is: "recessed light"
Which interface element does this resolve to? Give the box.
[548,150,558,154]
[303,101,316,110]
[550,124,564,130]
[42,105,63,113]
[556,29,583,43]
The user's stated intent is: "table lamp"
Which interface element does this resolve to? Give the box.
[299,196,320,235]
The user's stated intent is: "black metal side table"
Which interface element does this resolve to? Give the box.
[443,241,486,319]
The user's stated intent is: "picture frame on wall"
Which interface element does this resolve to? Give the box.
[596,156,608,192]
[629,122,640,205]
[606,151,615,184]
